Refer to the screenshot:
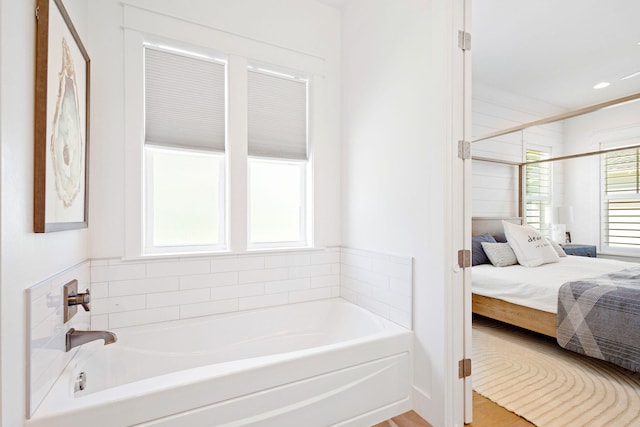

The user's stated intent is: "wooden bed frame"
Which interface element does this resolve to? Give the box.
[472,217,557,338]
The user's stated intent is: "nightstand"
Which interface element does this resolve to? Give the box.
[560,244,597,258]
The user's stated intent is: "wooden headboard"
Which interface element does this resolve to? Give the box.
[472,217,522,236]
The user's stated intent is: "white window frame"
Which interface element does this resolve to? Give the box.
[524,146,552,234]
[123,22,323,259]
[247,156,310,250]
[143,144,227,255]
[600,143,640,256]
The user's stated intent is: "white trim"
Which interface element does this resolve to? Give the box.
[122,4,326,77]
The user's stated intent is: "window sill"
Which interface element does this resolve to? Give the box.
[121,246,334,262]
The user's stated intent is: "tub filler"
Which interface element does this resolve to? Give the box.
[28,298,412,427]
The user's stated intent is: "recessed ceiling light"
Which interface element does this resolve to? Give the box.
[593,81,610,89]
[622,71,640,80]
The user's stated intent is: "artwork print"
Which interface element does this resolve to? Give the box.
[34,0,90,232]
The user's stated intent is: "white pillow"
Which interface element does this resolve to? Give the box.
[502,221,560,267]
[547,237,567,257]
[481,242,518,267]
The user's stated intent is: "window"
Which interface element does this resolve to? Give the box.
[525,148,552,233]
[603,147,640,250]
[144,47,226,253]
[247,68,309,247]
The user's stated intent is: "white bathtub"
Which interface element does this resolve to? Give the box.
[27,298,412,427]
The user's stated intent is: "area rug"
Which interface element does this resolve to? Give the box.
[473,317,640,427]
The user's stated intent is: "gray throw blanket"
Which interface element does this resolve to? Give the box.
[557,267,640,372]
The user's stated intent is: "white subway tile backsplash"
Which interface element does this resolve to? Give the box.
[91,294,146,315]
[239,293,289,311]
[265,278,310,294]
[289,287,332,303]
[27,260,91,418]
[84,248,410,333]
[340,247,412,329]
[310,274,340,288]
[91,263,146,282]
[146,259,211,278]
[289,263,333,279]
[211,283,265,300]
[109,306,180,329]
[212,256,265,272]
[90,282,110,299]
[238,267,288,284]
[358,269,389,288]
[180,299,239,319]
[91,314,109,330]
[109,277,180,297]
[309,251,340,265]
[264,253,311,268]
[180,272,238,289]
[146,289,210,309]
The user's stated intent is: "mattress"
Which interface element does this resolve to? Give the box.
[472,256,636,314]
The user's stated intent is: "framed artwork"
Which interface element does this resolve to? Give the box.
[34,0,90,232]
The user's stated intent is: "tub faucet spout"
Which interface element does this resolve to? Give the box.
[66,328,117,352]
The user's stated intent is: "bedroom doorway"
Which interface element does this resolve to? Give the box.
[469,1,640,425]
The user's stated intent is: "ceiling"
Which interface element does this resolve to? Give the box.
[473,0,640,111]
[315,0,640,112]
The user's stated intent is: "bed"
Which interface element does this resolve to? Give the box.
[471,217,640,372]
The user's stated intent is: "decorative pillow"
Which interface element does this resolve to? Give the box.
[547,238,567,257]
[493,232,507,243]
[481,242,518,267]
[472,234,497,266]
[502,221,560,267]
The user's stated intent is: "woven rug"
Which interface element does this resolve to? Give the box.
[473,317,640,427]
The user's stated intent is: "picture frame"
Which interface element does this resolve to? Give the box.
[565,231,572,244]
[34,0,90,232]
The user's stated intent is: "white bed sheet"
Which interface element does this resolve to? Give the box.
[472,256,637,314]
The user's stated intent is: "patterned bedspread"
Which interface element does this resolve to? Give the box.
[557,267,640,372]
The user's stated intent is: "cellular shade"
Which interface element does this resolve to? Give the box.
[145,48,225,151]
[248,70,307,160]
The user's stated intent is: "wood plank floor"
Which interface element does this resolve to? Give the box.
[372,392,535,427]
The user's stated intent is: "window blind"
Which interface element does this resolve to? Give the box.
[145,48,225,151]
[525,149,551,231]
[604,148,640,248]
[248,70,307,160]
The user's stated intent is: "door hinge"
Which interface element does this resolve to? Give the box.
[458,140,471,160]
[458,249,471,269]
[458,30,471,51]
[35,6,39,20]
[459,358,472,378]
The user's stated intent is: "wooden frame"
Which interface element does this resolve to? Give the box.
[471,217,557,337]
[472,294,556,337]
[34,0,90,232]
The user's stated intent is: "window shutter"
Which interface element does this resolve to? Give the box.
[525,149,551,231]
[605,148,639,194]
[145,48,225,151]
[248,70,307,160]
[604,148,640,248]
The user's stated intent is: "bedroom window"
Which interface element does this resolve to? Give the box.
[143,47,226,253]
[525,148,552,233]
[247,68,309,248]
[603,147,640,250]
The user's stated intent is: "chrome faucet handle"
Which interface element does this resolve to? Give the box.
[68,289,91,311]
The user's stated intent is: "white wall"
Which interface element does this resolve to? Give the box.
[472,84,566,219]
[87,0,342,259]
[0,1,90,425]
[341,1,458,425]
